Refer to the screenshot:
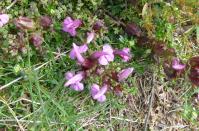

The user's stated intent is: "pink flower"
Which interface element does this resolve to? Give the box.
[70,43,86,64]
[62,17,82,37]
[117,68,134,81]
[91,84,107,103]
[114,48,132,62]
[97,44,114,65]
[172,58,186,70]
[0,14,9,27]
[64,71,84,91]
[86,31,95,44]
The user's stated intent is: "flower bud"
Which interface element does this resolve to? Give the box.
[40,16,52,28]
[30,33,43,47]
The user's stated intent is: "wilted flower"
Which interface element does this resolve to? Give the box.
[70,43,87,63]
[0,14,9,27]
[92,20,104,31]
[189,56,199,86]
[30,33,43,47]
[62,17,82,37]
[125,23,142,37]
[91,84,107,103]
[14,17,35,30]
[117,68,134,81]
[64,71,84,91]
[40,16,52,28]
[86,31,95,44]
[114,48,131,62]
[96,44,114,65]
[171,58,185,70]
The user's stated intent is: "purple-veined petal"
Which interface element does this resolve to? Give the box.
[86,31,95,44]
[172,58,186,70]
[64,73,84,87]
[93,85,107,100]
[118,68,134,81]
[70,82,84,91]
[73,43,85,63]
[91,84,100,97]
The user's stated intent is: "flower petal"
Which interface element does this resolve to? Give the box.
[93,85,107,100]
[98,56,109,65]
[97,95,106,103]
[64,73,84,87]
[91,84,100,97]
[118,68,134,81]
[70,82,84,91]
[86,31,95,44]
[0,14,9,26]
[172,58,185,70]
[65,71,74,80]
[73,43,85,63]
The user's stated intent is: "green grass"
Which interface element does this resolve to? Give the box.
[0,0,199,130]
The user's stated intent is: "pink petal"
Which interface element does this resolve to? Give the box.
[93,85,107,100]
[69,44,88,59]
[65,71,74,80]
[91,84,100,97]
[97,95,106,103]
[91,51,108,59]
[70,82,84,91]
[73,43,85,63]
[86,31,95,44]
[64,73,84,87]
[98,56,109,65]
[118,68,134,81]
[0,14,9,27]
[172,58,186,70]
[103,44,113,54]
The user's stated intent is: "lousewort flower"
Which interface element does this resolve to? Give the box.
[172,58,185,70]
[0,14,9,27]
[64,71,84,91]
[117,68,134,81]
[70,43,87,63]
[86,31,95,44]
[40,16,52,28]
[97,44,114,65]
[14,17,35,30]
[114,48,131,62]
[30,33,43,47]
[91,84,107,103]
[62,17,82,37]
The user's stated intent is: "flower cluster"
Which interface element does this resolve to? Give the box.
[63,17,133,103]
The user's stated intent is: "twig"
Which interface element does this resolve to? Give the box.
[0,119,65,125]
[143,76,155,131]
[6,0,18,10]
[111,116,138,123]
